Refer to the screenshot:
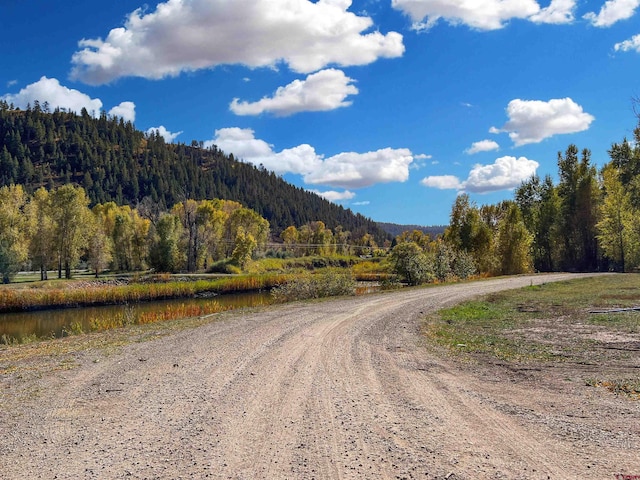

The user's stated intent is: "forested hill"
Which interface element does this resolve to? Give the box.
[0,103,389,242]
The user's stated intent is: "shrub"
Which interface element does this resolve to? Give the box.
[389,242,434,286]
[271,269,355,302]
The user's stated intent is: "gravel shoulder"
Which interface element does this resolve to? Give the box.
[1,274,638,479]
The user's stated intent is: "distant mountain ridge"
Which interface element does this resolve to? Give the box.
[0,103,389,242]
[378,222,447,238]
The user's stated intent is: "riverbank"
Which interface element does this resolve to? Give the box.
[0,273,291,313]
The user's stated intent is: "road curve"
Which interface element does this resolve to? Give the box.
[1,274,637,479]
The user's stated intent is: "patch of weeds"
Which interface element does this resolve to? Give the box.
[585,378,640,399]
[1,333,39,345]
[1,334,19,346]
[586,312,640,333]
[425,275,640,363]
[439,300,512,324]
[424,293,565,361]
[425,300,544,361]
[380,275,403,291]
[63,321,84,336]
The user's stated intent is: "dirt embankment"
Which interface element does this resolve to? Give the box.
[1,274,638,479]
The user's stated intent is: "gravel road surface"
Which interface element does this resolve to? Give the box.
[1,274,638,479]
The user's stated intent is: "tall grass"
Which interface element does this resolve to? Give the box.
[0,274,292,313]
[80,301,230,333]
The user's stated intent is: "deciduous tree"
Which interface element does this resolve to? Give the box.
[0,185,28,282]
[50,185,92,279]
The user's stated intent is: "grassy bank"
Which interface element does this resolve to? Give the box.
[423,274,640,396]
[0,273,292,313]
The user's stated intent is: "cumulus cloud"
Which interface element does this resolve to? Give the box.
[1,76,103,114]
[310,189,356,202]
[614,33,640,52]
[304,148,414,188]
[583,0,640,27]
[205,127,414,189]
[146,125,183,142]
[465,139,500,154]
[71,0,404,85]
[464,156,539,192]
[205,127,320,175]
[420,175,462,190]
[230,69,358,116]
[108,101,136,122]
[421,156,539,193]
[391,0,574,31]
[492,98,594,146]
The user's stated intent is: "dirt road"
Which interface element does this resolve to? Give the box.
[1,274,638,479]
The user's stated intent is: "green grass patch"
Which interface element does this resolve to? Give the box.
[424,274,640,362]
[427,300,547,361]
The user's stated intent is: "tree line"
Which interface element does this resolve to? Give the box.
[0,184,384,282]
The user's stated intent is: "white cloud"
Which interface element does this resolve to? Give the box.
[465,139,500,154]
[614,33,640,52]
[310,189,356,202]
[421,175,462,190]
[353,201,370,206]
[464,156,539,193]
[205,127,414,188]
[304,148,414,188]
[391,0,574,31]
[108,101,136,122]
[421,156,538,193]
[492,98,594,146]
[584,0,640,27]
[146,125,183,142]
[230,69,358,116]
[6,80,17,88]
[1,76,103,115]
[530,0,576,24]
[205,127,320,175]
[71,0,404,85]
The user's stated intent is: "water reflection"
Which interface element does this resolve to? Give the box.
[0,283,381,343]
[0,292,272,342]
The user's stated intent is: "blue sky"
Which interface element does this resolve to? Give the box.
[1,0,639,226]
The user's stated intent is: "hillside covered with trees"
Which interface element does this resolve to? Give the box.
[0,101,388,242]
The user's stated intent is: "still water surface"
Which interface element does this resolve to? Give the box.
[0,284,380,342]
[0,292,273,342]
